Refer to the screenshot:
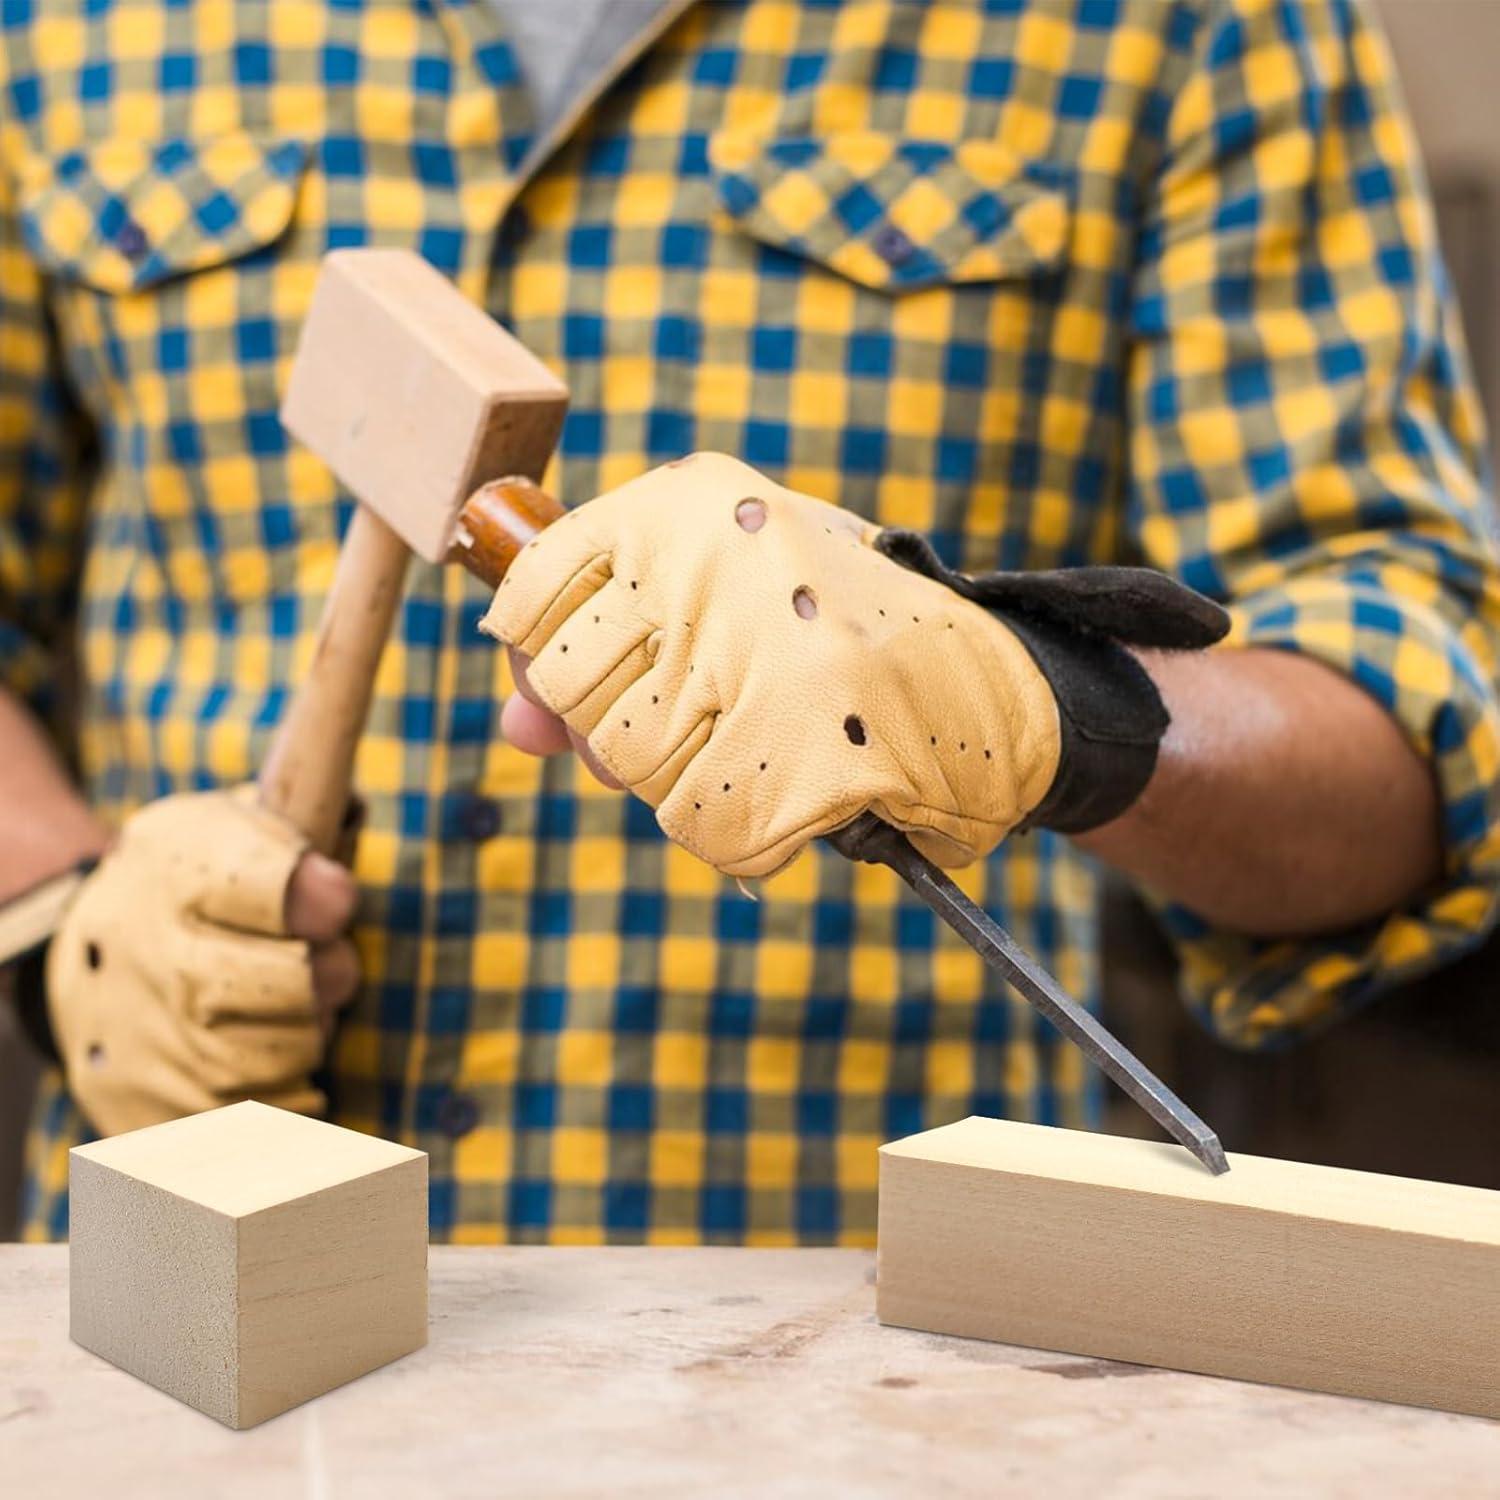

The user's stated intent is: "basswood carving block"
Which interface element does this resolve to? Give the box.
[70,1101,428,1429]
[877,1117,1500,1419]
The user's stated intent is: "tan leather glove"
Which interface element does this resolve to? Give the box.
[481,453,1064,878]
[47,787,328,1136]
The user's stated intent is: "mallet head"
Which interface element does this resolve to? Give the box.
[281,248,569,563]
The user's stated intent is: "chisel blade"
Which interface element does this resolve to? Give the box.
[826,813,1229,1176]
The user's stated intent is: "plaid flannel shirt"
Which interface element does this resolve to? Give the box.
[5,0,1498,1244]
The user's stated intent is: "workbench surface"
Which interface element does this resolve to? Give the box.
[3,1245,1496,1496]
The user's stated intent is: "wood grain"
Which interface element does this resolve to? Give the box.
[877,1117,1500,1420]
[70,1102,427,1429]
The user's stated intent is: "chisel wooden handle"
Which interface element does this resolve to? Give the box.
[257,478,565,854]
[447,476,566,590]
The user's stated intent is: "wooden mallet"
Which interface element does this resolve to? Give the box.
[262,249,570,853]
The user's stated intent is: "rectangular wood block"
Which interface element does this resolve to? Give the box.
[71,1101,428,1429]
[878,1117,1500,1419]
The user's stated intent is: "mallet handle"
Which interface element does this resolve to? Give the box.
[258,505,411,855]
[258,478,565,854]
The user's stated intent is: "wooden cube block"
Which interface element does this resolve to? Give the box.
[878,1117,1500,1420]
[70,1101,428,1429]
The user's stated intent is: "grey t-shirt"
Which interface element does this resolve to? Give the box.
[488,0,671,141]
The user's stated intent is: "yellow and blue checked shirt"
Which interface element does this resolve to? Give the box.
[6,0,1499,1243]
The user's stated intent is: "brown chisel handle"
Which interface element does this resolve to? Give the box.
[258,504,412,855]
[448,476,566,589]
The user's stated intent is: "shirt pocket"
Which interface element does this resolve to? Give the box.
[705,127,1081,560]
[15,131,311,609]
[16,130,307,295]
[708,127,1071,294]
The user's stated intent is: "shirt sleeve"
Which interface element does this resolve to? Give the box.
[0,156,95,730]
[1126,0,1500,1047]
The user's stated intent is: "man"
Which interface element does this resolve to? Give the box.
[3,0,1497,1243]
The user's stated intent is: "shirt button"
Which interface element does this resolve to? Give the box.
[873,223,917,267]
[437,1092,481,1139]
[456,793,503,841]
[115,219,148,260]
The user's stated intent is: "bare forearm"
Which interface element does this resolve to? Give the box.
[0,687,109,906]
[1074,648,1443,938]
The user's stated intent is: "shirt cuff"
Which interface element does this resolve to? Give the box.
[1155,569,1500,1048]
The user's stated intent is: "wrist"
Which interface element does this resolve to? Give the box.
[1,816,111,909]
[871,530,1226,839]
[1066,646,1168,855]
[1005,617,1168,835]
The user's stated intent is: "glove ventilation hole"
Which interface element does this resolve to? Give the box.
[85,941,103,971]
[735,497,768,532]
[793,587,818,620]
[844,716,867,746]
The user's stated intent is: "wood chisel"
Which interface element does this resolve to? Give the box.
[827,811,1229,1175]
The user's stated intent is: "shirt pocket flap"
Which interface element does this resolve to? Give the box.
[709,129,1070,292]
[17,131,307,294]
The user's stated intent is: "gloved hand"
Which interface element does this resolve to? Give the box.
[46,786,360,1136]
[482,453,1227,878]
